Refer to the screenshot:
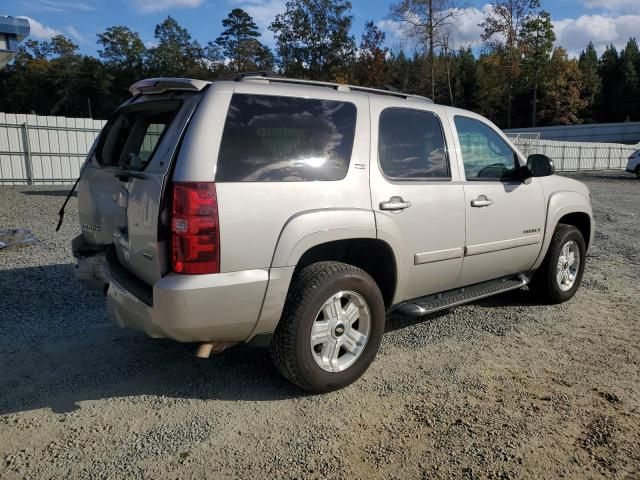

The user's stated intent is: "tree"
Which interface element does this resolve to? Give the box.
[97,26,146,70]
[452,47,478,109]
[389,0,460,101]
[481,0,540,127]
[49,35,79,58]
[146,16,204,77]
[519,10,555,126]
[97,26,146,107]
[270,0,355,81]
[476,48,510,124]
[618,38,640,121]
[215,9,273,72]
[355,20,388,87]
[597,44,621,122]
[540,48,585,125]
[578,42,601,122]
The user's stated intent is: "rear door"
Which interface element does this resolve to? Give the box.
[369,100,466,302]
[78,92,202,285]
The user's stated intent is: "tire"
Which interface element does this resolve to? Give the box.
[530,224,586,304]
[270,261,386,393]
[635,166,640,179]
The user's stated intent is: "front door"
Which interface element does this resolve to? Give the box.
[449,114,545,286]
[370,101,466,303]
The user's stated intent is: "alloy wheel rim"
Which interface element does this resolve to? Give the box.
[556,240,580,291]
[310,291,371,373]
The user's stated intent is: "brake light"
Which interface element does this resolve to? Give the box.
[171,182,220,274]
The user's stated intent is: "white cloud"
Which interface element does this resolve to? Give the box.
[553,14,640,56]
[129,0,204,14]
[66,26,88,44]
[29,0,96,12]
[17,16,62,40]
[378,5,490,51]
[581,0,640,13]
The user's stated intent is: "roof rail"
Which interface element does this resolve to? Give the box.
[216,72,433,102]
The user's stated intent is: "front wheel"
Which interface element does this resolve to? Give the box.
[530,224,586,304]
[270,261,386,393]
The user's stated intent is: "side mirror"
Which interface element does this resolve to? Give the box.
[527,154,555,177]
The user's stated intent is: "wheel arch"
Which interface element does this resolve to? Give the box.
[249,209,399,341]
[532,191,594,270]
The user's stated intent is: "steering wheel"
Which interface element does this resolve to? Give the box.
[477,163,508,178]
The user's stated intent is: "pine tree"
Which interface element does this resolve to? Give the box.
[519,11,555,126]
[618,38,640,121]
[215,9,273,72]
[597,44,621,122]
[578,42,601,122]
[355,21,388,87]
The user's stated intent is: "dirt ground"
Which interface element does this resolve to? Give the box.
[0,170,639,479]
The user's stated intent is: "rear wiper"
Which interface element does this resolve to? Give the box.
[55,162,88,232]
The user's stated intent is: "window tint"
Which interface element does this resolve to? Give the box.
[454,116,519,180]
[216,94,357,182]
[97,101,180,171]
[378,108,449,179]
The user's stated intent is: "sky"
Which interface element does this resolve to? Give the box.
[4,0,640,58]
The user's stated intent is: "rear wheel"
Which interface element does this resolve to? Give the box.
[530,224,586,304]
[635,165,640,178]
[270,261,385,393]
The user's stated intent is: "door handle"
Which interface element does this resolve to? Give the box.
[470,195,494,208]
[380,196,411,211]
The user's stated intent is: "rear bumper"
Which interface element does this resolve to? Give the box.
[105,266,269,343]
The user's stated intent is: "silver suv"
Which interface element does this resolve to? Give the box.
[72,75,594,392]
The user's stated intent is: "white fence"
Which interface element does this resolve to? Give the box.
[0,113,105,185]
[509,136,636,171]
[0,113,637,185]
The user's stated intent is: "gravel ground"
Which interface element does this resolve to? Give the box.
[0,170,639,479]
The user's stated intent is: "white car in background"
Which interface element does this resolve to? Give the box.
[627,150,640,178]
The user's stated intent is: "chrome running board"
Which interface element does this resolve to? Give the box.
[393,274,529,317]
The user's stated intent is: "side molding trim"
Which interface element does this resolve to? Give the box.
[414,247,464,265]
[465,234,542,256]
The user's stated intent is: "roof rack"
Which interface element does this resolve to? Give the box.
[216,71,433,103]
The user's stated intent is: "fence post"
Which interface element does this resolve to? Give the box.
[593,144,598,170]
[607,145,612,169]
[22,122,34,185]
[561,145,566,171]
[577,144,582,172]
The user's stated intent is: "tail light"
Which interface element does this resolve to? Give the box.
[171,182,220,274]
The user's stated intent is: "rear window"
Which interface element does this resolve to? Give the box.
[97,100,181,171]
[216,94,357,182]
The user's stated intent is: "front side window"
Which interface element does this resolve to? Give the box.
[378,108,449,179]
[216,94,357,182]
[454,116,519,180]
[97,101,180,171]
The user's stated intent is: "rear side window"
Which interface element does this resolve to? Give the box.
[97,101,181,171]
[216,94,357,182]
[378,108,449,179]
